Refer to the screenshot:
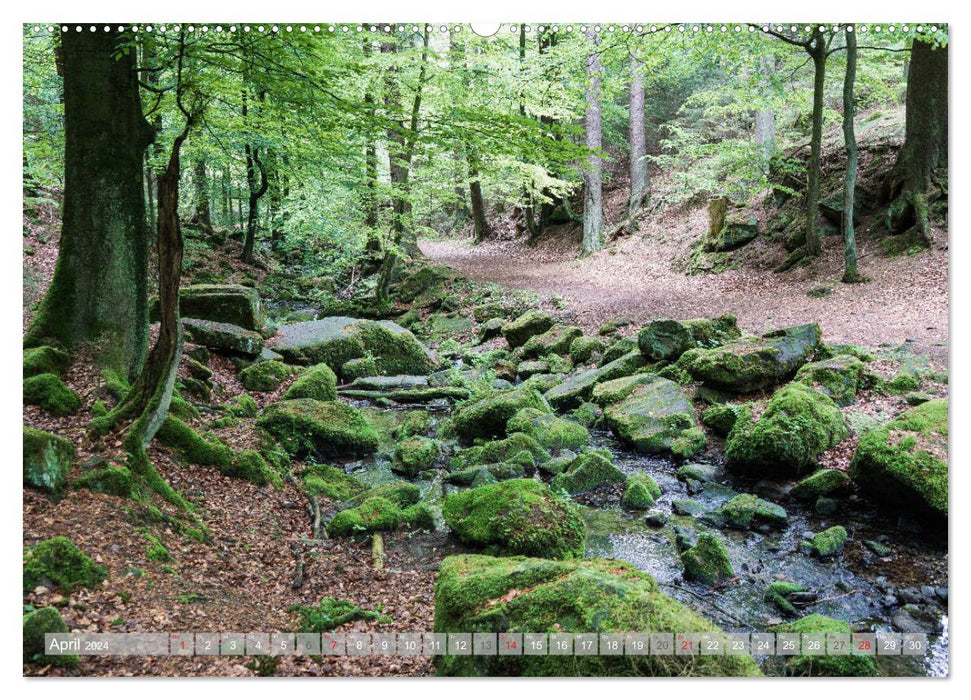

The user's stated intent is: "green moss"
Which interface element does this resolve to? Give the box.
[301,464,366,501]
[886,371,920,394]
[101,367,130,400]
[23,427,75,497]
[23,536,108,593]
[770,615,878,676]
[239,360,296,392]
[326,495,431,537]
[257,399,379,458]
[569,335,605,364]
[341,356,378,381]
[706,493,788,530]
[501,310,555,348]
[638,319,693,361]
[700,404,745,437]
[348,320,434,376]
[74,465,133,497]
[445,462,527,485]
[288,597,391,633]
[680,532,734,584]
[91,399,108,417]
[24,607,77,667]
[656,364,693,385]
[222,450,281,488]
[522,325,584,359]
[622,472,661,509]
[282,362,337,401]
[157,416,233,468]
[763,582,807,616]
[601,337,638,364]
[550,452,625,495]
[591,374,653,406]
[449,387,550,442]
[443,479,586,559]
[849,399,947,519]
[393,436,440,477]
[506,408,590,452]
[570,402,601,428]
[794,355,866,406]
[434,554,760,677]
[349,482,421,509]
[809,525,848,557]
[23,373,81,416]
[145,533,174,563]
[169,391,200,421]
[791,469,852,500]
[24,345,70,378]
[725,383,848,476]
[450,433,550,471]
[603,376,704,457]
[226,393,258,418]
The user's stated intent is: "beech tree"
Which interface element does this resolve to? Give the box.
[841,28,862,282]
[582,28,604,256]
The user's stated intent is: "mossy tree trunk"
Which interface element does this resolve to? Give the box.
[754,55,776,172]
[841,29,862,283]
[468,148,491,244]
[884,38,948,246]
[804,31,827,257]
[192,159,212,230]
[581,28,604,256]
[24,29,155,381]
[241,88,269,264]
[628,46,649,219]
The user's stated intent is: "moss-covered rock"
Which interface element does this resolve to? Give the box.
[604,376,705,458]
[478,318,505,343]
[449,386,550,442]
[393,436,440,477]
[222,450,280,487]
[791,469,853,500]
[545,351,647,410]
[24,345,70,378]
[886,371,920,394]
[289,597,391,633]
[395,264,455,304]
[23,536,107,593]
[506,408,590,452]
[239,360,296,392]
[849,399,947,519]
[225,393,258,418]
[23,427,74,496]
[622,472,662,509]
[326,496,432,537]
[683,315,742,346]
[501,310,555,348]
[74,465,133,497]
[282,362,337,401]
[680,532,734,584]
[257,399,379,458]
[341,356,378,381]
[168,284,265,331]
[808,526,848,558]
[268,317,433,379]
[443,479,586,559]
[763,581,807,616]
[182,318,264,357]
[516,360,550,379]
[522,325,584,359]
[433,554,761,676]
[450,432,551,471]
[550,452,625,495]
[725,383,848,476]
[704,493,788,530]
[770,615,878,676]
[23,607,77,667]
[569,335,605,364]
[677,323,821,393]
[591,373,654,406]
[638,319,694,361]
[301,464,367,501]
[794,355,866,406]
[700,403,745,437]
[601,336,638,364]
[23,373,81,416]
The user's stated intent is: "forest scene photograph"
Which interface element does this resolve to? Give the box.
[20,15,950,680]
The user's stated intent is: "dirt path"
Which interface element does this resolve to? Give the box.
[421,232,949,362]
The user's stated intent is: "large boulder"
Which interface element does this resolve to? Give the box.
[681,532,734,584]
[282,363,338,401]
[23,427,74,497]
[23,345,70,378]
[705,210,759,252]
[239,360,296,392]
[443,480,586,559]
[770,615,878,676]
[603,376,706,458]
[433,554,761,677]
[506,408,590,452]
[501,311,555,348]
[23,374,81,416]
[545,350,646,410]
[449,387,550,442]
[794,354,867,406]
[183,318,264,357]
[849,399,947,520]
[257,399,379,458]
[638,319,693,361]
[725,382,848,476]
[550,452,625,495]
[266,317,434,379]
[449,432,551,471]
[522,325,584,359]
[166,284,264,331]
[702,493,788,530]
[677,323,822,393]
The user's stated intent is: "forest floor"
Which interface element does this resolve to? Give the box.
[422,212,949,366]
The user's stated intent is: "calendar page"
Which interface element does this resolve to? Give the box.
[20,8,949,684]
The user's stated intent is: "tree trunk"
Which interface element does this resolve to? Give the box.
[628,47,648,218]
[241,144,269,263]
[468,148,490,243]
[192,159,212,229]
[754,55,776,171]
[842,30,861,283]
[885,39,948,245]
[519,24,538,235]
[804,32,827,257]
[582,29,604,256]
[25,29,155,381]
